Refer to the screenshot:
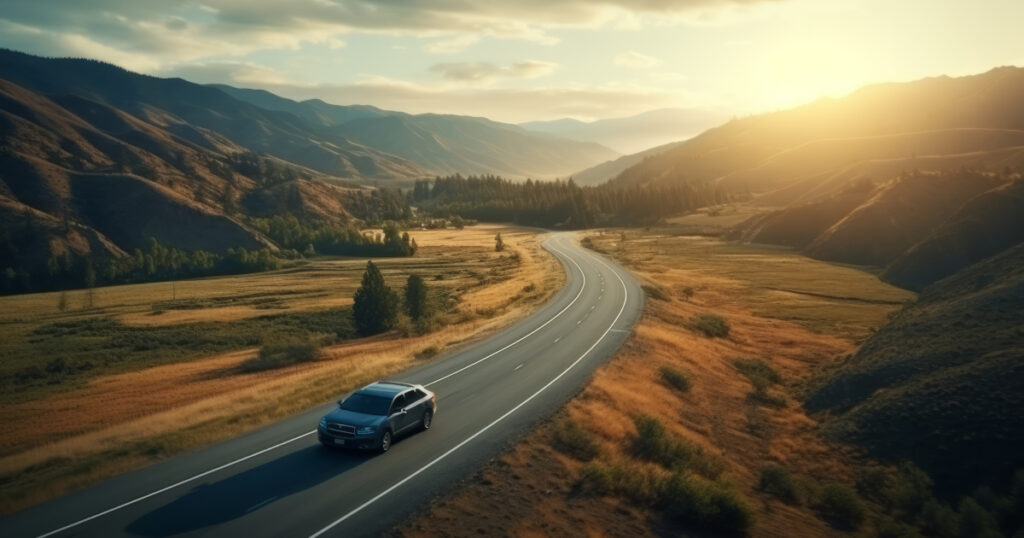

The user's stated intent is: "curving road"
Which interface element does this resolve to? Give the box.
[1,233,643,538]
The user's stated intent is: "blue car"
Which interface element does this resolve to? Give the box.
[318,381,436,453]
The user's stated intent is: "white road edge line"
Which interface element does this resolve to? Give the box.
[35,430,316,538]
[34,236,585,538]
[307,243,631,538]
[422,241,586,387]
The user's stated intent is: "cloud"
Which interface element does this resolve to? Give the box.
[614,51,662,69]
[0,0,783,70]
[162,62,290,86]
[428,60,557,84]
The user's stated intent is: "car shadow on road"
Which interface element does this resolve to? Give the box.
[124,445,372,537]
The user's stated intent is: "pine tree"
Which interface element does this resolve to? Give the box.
[352,261,399,335]
[404,274,429,321]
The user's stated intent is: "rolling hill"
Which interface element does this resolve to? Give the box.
[807,241,1024,497]
[609,66,1024,201]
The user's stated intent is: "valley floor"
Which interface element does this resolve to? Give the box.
[0,224,563,515]
[394,230,915,537]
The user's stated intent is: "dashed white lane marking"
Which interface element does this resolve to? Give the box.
[423,243,587,387]
[576,320,582,325]
[307,242,631,538]
[554,337,561,344]
[514,364,524,371]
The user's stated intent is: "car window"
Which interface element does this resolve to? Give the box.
[407,389,425,402]
[339,393,391,415]
[389,393,407,415]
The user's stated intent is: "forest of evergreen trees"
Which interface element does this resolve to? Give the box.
[1,237,282,296]
[249,216,417,257]
[411,175,727,227]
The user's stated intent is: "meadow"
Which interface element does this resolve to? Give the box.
[0,224,563,514]
[398,230,917,537]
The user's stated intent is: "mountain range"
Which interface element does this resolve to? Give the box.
[0,49,617,183]
[520,107,728,154]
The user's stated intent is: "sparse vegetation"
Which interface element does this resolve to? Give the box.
[689,313,730,338]
[241,339,322,372]
[642,284,669,301]
[551,421,600,461]
[815,482,866,529]
[659,366,691,393]
[759,464,801,505]
[732,358,780,390]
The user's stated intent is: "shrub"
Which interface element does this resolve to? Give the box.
[551,421,601,461]
[663,473,755,534]
[241,340,321,372]
[732,358,780,390]
[416,345,439,359]
[816,482,866,529]
[875,516,924,538]
[579,462,666,506]
[659,366,691,393]
[690,313,730,338]
[920,499,961,538]
[642,284,669,301]
[631,415,725,479]
[747,388,787,409]
[958,498,999,538]
[759,464,801,504]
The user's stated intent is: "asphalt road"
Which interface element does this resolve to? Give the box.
[1,232,644,538]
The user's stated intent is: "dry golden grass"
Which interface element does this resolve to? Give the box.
[397,230,915,538]
[0,224,563,514]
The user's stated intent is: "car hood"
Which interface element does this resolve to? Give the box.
[323,408,386,427]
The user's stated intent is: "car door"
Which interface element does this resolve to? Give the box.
[389,393,413,433]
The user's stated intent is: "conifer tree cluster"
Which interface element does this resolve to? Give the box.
[353,263,435,336]
[410,174,728,227]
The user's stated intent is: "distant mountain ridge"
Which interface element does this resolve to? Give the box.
[0,49,617,181]
[212,83,617,179]
[520,107,728,154]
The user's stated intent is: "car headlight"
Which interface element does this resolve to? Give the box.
[319,417,327,429]
[356,426,376,434]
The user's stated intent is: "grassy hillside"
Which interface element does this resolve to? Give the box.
[610,66,1024,197]
[884,178,1024,289]
[808,243,1024,496]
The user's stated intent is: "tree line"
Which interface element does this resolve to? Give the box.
[410,174,729,227]
[248,216,417,257]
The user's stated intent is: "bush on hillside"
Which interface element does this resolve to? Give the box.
[690,313,730,338]
[659,366,691,393]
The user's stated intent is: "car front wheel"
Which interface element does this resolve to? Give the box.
[379,430,392,453]
[421,410,432,431]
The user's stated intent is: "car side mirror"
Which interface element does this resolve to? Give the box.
[337,400,344,407]
[400,407,408,415]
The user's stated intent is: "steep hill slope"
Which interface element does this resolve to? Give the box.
[807,243,1024,495]
[610,66,1024,201]
[0,76,381,289]
[883,179,1024,290]
[0,49,426,180]
[216,83,618,178]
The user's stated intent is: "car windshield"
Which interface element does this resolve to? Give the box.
[339,393,391,415]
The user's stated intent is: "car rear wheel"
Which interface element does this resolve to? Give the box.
[379,430,392,453]
[421,410,433,431]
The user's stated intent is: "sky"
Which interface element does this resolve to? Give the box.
[1,0,1022,123]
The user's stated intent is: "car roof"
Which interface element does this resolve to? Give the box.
[357,381,415,398]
